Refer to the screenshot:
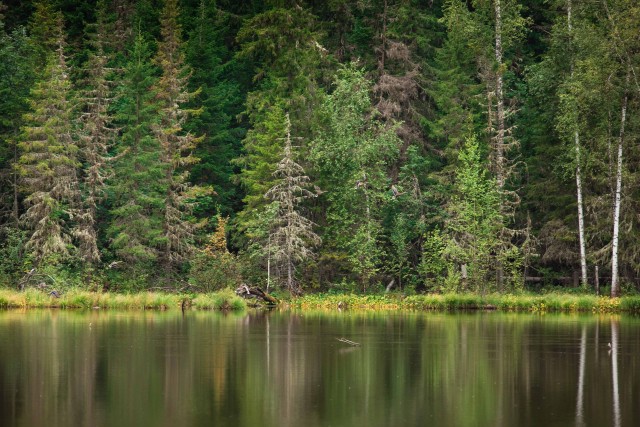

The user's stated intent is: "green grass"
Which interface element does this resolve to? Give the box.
[292,292,633,313]
[0,288,246,311]
[0,288,639,314]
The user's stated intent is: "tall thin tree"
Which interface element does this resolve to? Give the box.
[265,113,320,294]
[154,0,203,274]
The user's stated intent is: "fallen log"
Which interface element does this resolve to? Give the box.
[235,284,278,305]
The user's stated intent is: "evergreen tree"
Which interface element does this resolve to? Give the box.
[234,3,327,235]
[108,31,164,272]
[0,22,36,225]
[443,135,504,293]
[264,113,320,294]
[75,0,115,269]
[18,13,80,265]
[154,0,204,274]
[185,0,247,217]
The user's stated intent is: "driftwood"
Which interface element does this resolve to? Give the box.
[235,284,278,305]
[337,338,360,346]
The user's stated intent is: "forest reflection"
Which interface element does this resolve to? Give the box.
[0,310,638,427]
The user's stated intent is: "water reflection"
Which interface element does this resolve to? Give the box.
[612,319,621,427]
[0,310,638,427]
[576,325,586,427]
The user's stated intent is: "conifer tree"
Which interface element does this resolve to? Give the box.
[75,0,115,268]
[28,0,63,66]
[185,0,246,216]
[154,0,203,274]
[443,135,503,293]
[108,31,164,270]
[264,113,320,294]
[0,19,35,225]
[18,12,79,265]
[235,4,326,235]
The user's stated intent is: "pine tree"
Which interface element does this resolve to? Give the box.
[235,3,326,235]
[75,0,115,269]
[264,113,320,294]
[185,0,246,217]
[108,31,164,270]
[154,0,204,274]
[18,13,80,265]
[0,20,36,225]
[443,135,503,293]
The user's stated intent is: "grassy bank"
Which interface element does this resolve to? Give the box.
[291,292,640,314]
[2,288,640,314]
[0,288,248,311]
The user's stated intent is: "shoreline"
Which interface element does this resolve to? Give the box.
[1,288,640,314]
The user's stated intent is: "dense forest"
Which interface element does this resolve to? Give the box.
[0,0,638,296]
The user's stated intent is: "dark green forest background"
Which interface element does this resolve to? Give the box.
[0,0,638,296]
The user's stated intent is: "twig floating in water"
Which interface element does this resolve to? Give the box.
[337,337,360,346]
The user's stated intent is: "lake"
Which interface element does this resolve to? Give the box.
[0,309,638,427]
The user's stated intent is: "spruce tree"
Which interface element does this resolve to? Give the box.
[443,135,503,293]
[75,0,115,268]
[108,31,164,271]
[264,113,320,294]
[154,0,203,274]
[235,4,326,235]
[185,0,246,216]
[0,21,35,225]
[18,13,79,265]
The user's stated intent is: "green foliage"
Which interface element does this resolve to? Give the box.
[442,135,504,292]
[18,17,80,266]
[311,64,399,288]
[1,0,640,295]
[420,228,449,289]
[108,31,165,271]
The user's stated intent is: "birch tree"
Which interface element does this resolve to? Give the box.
[610,69,629,297]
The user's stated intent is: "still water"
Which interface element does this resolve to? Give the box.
[0,309,638,427]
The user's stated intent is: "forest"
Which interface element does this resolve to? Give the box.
[0,0,638,297]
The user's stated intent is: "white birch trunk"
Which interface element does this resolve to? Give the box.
[568,0,588,288]
[575,132,588,287]
[611,70,629,298]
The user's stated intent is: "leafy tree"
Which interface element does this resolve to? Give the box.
[311,65,399,289]
[264,113,320,294]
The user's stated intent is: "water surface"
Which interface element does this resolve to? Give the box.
[0,310,638,427]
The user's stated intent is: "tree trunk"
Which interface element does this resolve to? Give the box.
[611,69,629,298]
[568,0,588,289]
[575,131,588,288]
